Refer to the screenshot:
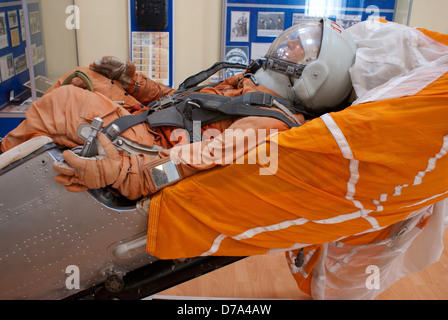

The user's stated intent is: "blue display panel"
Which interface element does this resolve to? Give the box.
[222,0,396,73]
[0,0,45,103]
[128,0,174,88]
[0,0,46,137]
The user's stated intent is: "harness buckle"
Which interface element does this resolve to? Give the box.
[159,95,174,108]
[151,95,175,111]
[242,92,273,107]
[295,248,305,268]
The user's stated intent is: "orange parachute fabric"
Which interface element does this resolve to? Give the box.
[145,23,448,295]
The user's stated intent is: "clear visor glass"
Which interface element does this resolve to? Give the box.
[265,20,323,66]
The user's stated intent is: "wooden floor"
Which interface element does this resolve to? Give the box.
[158,231,448,300]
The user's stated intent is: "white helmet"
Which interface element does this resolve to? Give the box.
[254,19,357,114]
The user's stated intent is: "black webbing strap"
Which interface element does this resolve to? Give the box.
[102,109,151,135]
[232,92,293,112]
[102,92,300,136]
[200,102,300,129]
[178,62,248,90]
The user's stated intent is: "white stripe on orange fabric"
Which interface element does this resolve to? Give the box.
[363,136,448,217]
[200,234,227,257]
[370,137,448,212]
[320,114,354,159]
[321,114,380,230]
[387,135,448,204]
[413,135,448,186]
[400,190,448,209]
[201,209,369,256]
[203,114,448,257]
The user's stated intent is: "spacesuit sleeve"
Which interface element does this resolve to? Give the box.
[116,113,303,200]
[156,115,298,180]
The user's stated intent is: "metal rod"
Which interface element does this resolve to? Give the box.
[406,0,413,26]
[66,256,246,300]
[21,0,37,102]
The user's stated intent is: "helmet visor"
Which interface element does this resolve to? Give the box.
[265,21,323,66]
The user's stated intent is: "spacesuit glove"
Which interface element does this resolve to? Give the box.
[89,56,136,89]
[113,155,186,201]
[53,132,128,193]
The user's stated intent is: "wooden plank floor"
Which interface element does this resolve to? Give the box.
[158,231,448,300]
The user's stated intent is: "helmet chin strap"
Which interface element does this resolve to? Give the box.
[253,68,296,102]
[287,77,299,101]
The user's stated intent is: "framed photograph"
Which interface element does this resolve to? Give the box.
[29,11,41,35]
[10,28,19,47]
[19,9,25,41]
[37,45,45,63]
[230,11,249,42]
[1,53,15,81]
[7,10,18,28]
[292,13,322,26]
[257,12,284,37]
[225,46,249,78]
[0,12,8,49]
[14,53,28,74]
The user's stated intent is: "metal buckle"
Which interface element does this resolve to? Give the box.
[159,95,174,107]
[295,248,305,268]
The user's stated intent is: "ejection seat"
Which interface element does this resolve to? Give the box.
[0,136,242,299]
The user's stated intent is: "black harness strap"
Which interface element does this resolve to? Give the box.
[178,62,248,90]
[102,109,151,135]
[103,92,301,141]
[204,103,299,128]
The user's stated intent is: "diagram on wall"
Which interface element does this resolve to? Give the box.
[128,0,174,88]
[131,31,170,85]
[221,0,398,78]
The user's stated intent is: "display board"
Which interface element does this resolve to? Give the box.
[128,0,174,88]
[222,0,397,78]
[0,0,46,137]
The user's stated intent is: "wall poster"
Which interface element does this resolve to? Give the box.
[128,0,174,88]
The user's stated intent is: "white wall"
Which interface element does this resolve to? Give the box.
[40,0,78,78]
[173,0,222,86]
[74,0,130,67]
[409,0,448,34]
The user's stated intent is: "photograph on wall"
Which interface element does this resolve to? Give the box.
[7,10,18,28]
[10,28,19,47]
[26,43,37,65]
[19,9,24,41]
[257,12,284,37]
[230,11,249,42]
[14,53,27,74]
[224,46,249,78]
[0,53,15,81]
[29,11,41,35]
[292,13,322,26]
[0,12,8,49]
[37,45,45,63]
